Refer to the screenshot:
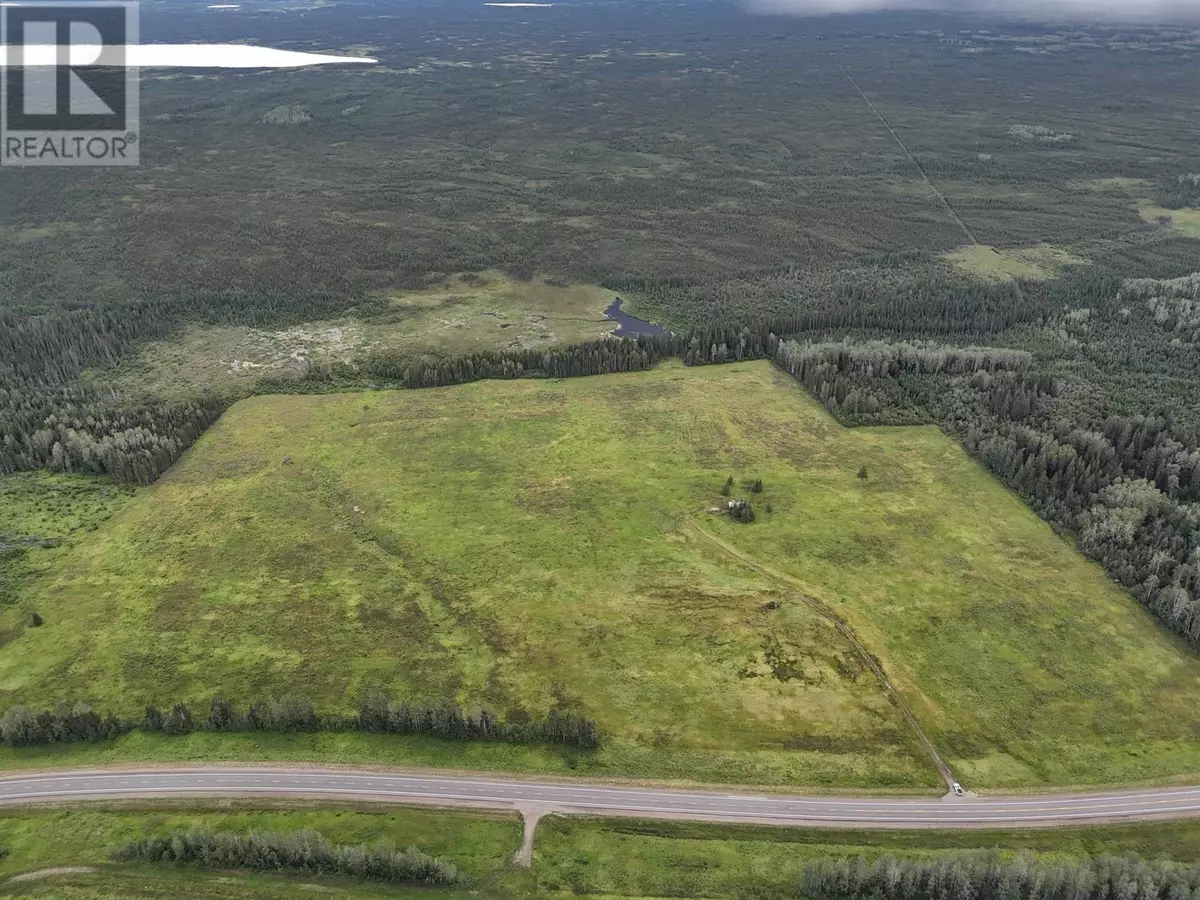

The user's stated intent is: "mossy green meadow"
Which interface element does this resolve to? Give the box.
[3,361,1200,788]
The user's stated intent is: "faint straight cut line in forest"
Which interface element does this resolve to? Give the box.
[831,55,980,247]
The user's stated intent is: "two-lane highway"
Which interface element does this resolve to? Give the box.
[4,767,1200,828]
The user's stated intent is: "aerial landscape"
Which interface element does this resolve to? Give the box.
[3,0,1200,896]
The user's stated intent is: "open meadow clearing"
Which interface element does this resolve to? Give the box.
[97,273,617,401]
[942,244,1087,283]
[1138,204,1200,239]
[3,361,1200,788]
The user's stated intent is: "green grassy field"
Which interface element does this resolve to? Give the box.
[0,474,136,608]
[942,244,1087,282]
[0,474,133,545]
[3,361,1200,788]
[0,803,518,898]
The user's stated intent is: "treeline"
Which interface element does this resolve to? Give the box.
[360,334,674,388]
[775,338,1051,425]
[800,851,1200,900]
[965,423,1200,643]
[0,388,224,483]
[0,297,778,482]
[0,695,600,751]
[357,691,599,749]
[604,266,1082,335]
[327,322,777,392]
[0,272,1063,484]
[355,319,815,391]
[0,700,134,746]
[109,827,460,886]
[776,340,1033,379]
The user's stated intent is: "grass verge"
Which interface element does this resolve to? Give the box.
[0,802,521,896]
[534,816,1200,897]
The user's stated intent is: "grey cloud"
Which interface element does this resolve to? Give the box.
[745,0,1200,22]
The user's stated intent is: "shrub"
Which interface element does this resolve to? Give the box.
[109,827,460,886]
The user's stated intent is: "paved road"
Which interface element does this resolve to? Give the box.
[4,767,1200,828]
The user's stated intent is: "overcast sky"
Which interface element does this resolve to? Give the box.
[745,0,1200,21]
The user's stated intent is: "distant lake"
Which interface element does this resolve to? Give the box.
[605,298,669,338]
[0,44,376,68]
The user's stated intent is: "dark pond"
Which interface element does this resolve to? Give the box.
[604,297,669,338]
